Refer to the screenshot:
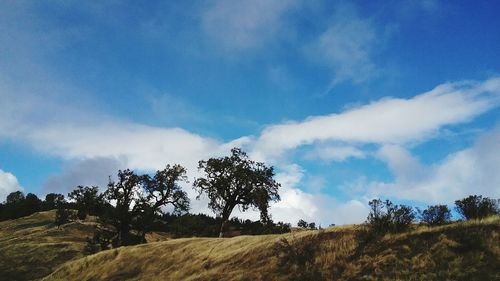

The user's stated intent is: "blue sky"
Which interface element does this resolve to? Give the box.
[1,0,499,225]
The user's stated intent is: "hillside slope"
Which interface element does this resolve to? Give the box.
[44,217,500,281]
[0,211,96,281]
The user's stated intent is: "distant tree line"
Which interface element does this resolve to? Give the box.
[361,195,500,239]
[0,191,68,221]
[293,195,499,235]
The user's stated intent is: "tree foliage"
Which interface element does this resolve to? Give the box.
[103,166,190,246]
[297,219,317,230]
[55,205,71,227]
[366,199,415,235]
[193,148,280,237]
[418,205,451,226]
[161,213,291,238]
[0,191,42,220]
[6,191,24,204]
[43,193,65,211]
[297,219,308,228]
[24,193,42,215]
[455,195,499,220]
[68,186,104,220]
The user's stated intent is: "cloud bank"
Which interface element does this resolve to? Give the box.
[368,127,500,204]
[1,76,499,224]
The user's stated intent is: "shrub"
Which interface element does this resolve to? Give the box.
[366,199,415,235]
[83,228,114,255]
[84,237,100,255]
[55,205,72,227]
[297,219,317,230]
[455,195,499,220]
[297,219,308,228]
[419,205,451,226]
[273,236,323,280]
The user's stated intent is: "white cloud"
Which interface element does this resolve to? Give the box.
[202,0,298,51]
[2,57,499,224]
[243,164,369,225]
[368,127,500,204]
[376,145,428,184]
[308,3,378,87]
[332,199,370,225]
[305,145,365,162]
[0,169,23,202]
[253,78,500,160]
[29,123,221,172]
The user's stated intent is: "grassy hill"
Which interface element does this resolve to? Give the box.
[0,210,96,281]
[0,211,171,281]
[2,211,499,280]
[43,216,499,281]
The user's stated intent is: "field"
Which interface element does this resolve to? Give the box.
[1,211,499,280]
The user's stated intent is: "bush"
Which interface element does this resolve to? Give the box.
[273,236,323,280]
[419,205,451,226]
[297,219,308,228]
[42,193,65,211]
[55,207,70,227]
[455,195,499,220]
[83,228,114,255]
[84,237,100,255]
[366,199,415,235]
[297,219,317,230]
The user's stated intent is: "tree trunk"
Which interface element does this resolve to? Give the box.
[219,219,227,238]
[219,205,234,238]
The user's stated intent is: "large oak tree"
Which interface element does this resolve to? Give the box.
[104,165,190,245]
[194,148,281,237]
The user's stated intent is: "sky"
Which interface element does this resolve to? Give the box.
[1,0,499,225]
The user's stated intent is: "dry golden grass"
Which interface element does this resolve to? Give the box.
[43,217,500,281]
[3,212,499,280]
[0,211,175,281]
[0,211,97,280]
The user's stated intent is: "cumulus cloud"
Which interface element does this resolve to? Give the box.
[250,164,369,225]
[253,78,500,160]
[368,127,500,204]
[0,169,23,202]
[202,0,298,51]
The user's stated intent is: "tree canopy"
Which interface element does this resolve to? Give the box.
[455,195,499,220]
[103,165,190,246]
[68,185,104,219]
[193,148,281,237]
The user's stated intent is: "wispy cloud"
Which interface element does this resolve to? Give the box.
[304,145,366,162]
[252,78,500,160]
[202,0,299,52]
[307,3,380,89]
